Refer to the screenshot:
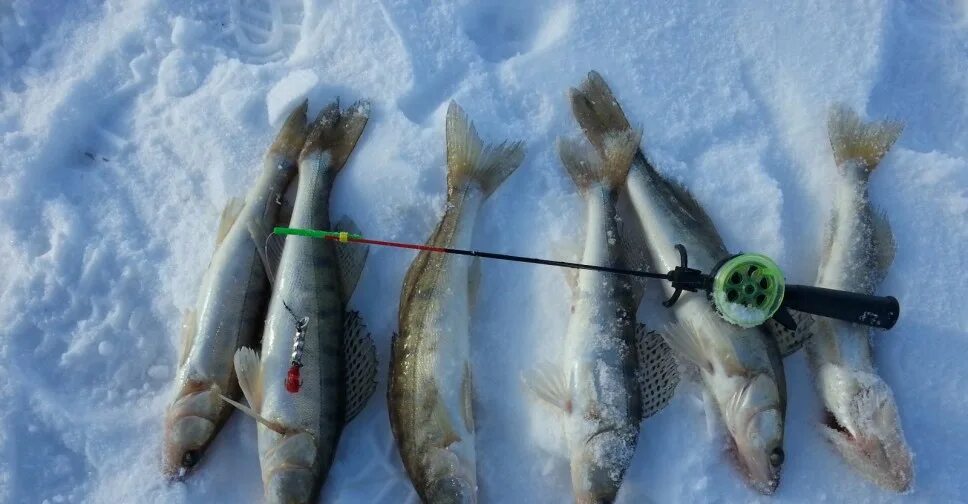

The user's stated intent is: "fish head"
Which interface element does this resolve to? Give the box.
[818,365,913,492]
[162,382,222,480]
[570,425,637,504]
[423,448,477,504]
[722,373,785,494]
[263,431,319,504]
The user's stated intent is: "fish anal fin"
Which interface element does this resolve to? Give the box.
[248,221,285,286]
[334,216,369,304]
[461,362,475,432]
[634,324,680,419]
[468,256,481,311]
[523,363,573,414]
[216,197,245,246]
[178,309,197,368]
[871,209,896,280]
[342,311,378,423]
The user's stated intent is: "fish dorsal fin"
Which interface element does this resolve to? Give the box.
[523,363,573,414]
[216,197,245,246]
[666,179,722,242]
[334,216,369,304]
[871,209,896,281]
[248,221,285,286]
[634,324,681,419]
[662,319,712,374]
[343,311,378,423]
[178,309,197,368]
[764,312,815,358]
[461,362,475,432]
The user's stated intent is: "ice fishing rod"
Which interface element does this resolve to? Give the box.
[274,227,900,331]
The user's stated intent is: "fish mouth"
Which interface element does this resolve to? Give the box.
[821,409,914,492]
[162,415,216,481]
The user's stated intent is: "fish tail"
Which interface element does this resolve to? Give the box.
[569,71,634,152]
[299,98,371,172]
[558,128,639,194]
[827,104,903,175]
[445,101,526,198]
[268,100,309,163]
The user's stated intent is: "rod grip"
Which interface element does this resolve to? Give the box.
[782,285,900,329]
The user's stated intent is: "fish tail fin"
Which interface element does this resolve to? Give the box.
[558,129,639,194]
[827,104,903,175]
[569,71,633,152]
[268,100,309,164]
[446,101,525,198]
[299,99,371,172]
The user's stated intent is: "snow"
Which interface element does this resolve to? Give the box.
[1,0,966,503]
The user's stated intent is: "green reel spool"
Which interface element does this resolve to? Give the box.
[711,253,785,328]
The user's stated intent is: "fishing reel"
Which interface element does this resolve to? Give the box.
[661,245,900,330]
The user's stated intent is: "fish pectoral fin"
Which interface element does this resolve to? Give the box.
[342,311,378,423]
[764,312,815,358]
[872,209,896,281]
[634,324,680,419]
[248,221,285,286]
[430,389,462,447]
[218,394,287,435]
[335,216,369,304]
[523,363,573,414]
[215,197,245,246]
[234,347,264,411]
[662,320,712,374]
[177,309,198,368]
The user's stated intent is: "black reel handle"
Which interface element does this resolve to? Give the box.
[782,285,900,329]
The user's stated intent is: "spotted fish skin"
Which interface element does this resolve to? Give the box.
[389,102,524,504]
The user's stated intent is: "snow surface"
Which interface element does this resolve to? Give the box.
[1,0,967,502]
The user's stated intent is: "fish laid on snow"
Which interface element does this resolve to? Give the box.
[229,100,378,504]
[569,71,788,494]
[162,102,308,480]
[799,105,913,491]
[524,131,679,503]
[388,102,524,504]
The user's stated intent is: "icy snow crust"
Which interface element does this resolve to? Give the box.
[1,0,966,502]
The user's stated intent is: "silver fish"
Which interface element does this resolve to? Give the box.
[569,71,787,494]
[804,105,913,491]
[523,130,656,504]
[229,100,378,504]
[389,102,524,504]
[162,102,307,480]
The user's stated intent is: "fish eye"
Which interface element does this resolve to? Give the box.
[182,450,199,468]
[769,447,784,467]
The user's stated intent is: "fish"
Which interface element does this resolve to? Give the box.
[228,99,379,504]
[162,101,308,480]
[801,105,913,491]
[388,102,525,504]
[568,71,788,494]
[523,130,680,503]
